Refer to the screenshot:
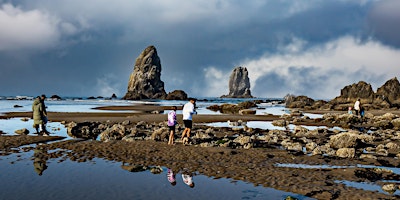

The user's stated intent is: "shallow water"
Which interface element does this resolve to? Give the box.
[335,180,400,196]
[0,118,68,137]
[276,163,400,196]
[0,151,314,200]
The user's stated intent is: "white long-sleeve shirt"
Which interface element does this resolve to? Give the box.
[182,102,196,120]
[354,100,360,111]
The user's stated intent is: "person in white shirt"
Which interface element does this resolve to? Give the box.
[181,98,197,143]
[354,99,360,116]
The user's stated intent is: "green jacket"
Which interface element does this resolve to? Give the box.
[32,98,43,125]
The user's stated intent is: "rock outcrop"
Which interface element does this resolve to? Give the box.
[331,81,375,104]
[165,90,188,100]
[376,77,400,106]
[285,77,400,110]
[221,66,253,98]
[123,46,167,100]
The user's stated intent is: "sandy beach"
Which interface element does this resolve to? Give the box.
[1,105,400,199]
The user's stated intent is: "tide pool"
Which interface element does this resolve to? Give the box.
[0,151,314,200]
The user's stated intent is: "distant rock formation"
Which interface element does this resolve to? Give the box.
[123,46,167,100]
[221,66,253,98]
[376,77,400,105]
[330,81,375,105]
[285,77,400,110]
[165,90,188,100]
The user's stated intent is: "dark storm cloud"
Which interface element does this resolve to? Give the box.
[367,0,400,47]
[0,0,399,98]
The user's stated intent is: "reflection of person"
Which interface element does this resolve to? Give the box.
[167,168,176,186]
[33,146,48,176]
[32,96,44,135]
[182,173,195,188]
[181,98,197,144]
[354,99,360,116]
[167,106,177,145]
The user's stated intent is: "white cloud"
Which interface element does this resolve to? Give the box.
[0,4,61,51]
[201,66,230,97]
[239,36,400,99]
[95,75,121,97]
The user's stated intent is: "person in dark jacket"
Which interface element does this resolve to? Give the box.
[32,95,49,136]
[40,94,50,134]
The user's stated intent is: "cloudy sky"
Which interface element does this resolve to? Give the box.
[1,0,399,99]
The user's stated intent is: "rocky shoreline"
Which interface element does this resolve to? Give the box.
[1,105,400,199]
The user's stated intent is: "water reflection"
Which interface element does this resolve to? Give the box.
[33,145,48,176]
[167,168,177,186]
[182,169,195,188]
[0,151,315,200]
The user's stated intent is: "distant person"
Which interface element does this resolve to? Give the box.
[167,168,176,186]
[181,98,197,144]
[348,107,353,114]
[354,99,360,116]
[167,106,177,145]
[40,94,50,135]
[182,172,195,188]
[32,96,44,135]
[360,106,365,118]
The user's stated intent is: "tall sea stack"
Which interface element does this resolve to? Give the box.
[221,66,253,98]
[123,46,167,100]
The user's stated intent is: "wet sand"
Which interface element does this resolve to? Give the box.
[1,105,400,199]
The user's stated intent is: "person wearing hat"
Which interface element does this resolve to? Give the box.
[181,98,197,144]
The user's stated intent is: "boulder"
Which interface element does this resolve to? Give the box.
[239,109,256,115]
[15,128,29,135]
[329,132,360,149]
[376,77,400,105]
[285,95,315,108]
[123,45,167,100]
[165,90,188,100]
[50,95,62,100]
[336,148,355,158]
[67,121,103,139]
[99,124,128,141]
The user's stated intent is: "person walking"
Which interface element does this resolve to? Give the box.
[354,99,360,116]
[181,98,197,144]
[32,96,44,135]
[167,106,177,145]
[360,106,365,119]
[40,94,50,134]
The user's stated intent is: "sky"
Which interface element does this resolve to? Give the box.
[0,0,400,99]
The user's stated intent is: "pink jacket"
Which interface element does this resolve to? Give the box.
[167,110,177,126]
